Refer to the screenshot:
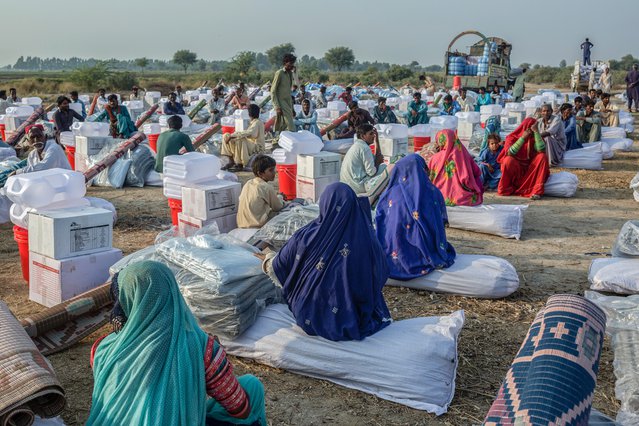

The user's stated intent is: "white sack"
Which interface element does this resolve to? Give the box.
[559,144,603,170]
[544,171,579,197]
[446,204,527,240]
[386,254,519,299]
[228,227,259,242]
[589,258,639,295]
[582,141,613,160]
[612,220,639,258]
[221,304,464,415]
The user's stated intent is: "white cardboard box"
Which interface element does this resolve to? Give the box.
[297,152,342,178]
[29,248,122,307]
[75,136,114,156]
[296,175,339,202]
[178,212,237,237]
[508,111,525,124]
[235,118,250,132]
[28,207,113,260]
[457,122,475,140]
[181,181,241,220]
[379,137,408,157]
[75,136,114,172]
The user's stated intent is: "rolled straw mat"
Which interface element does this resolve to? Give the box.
[0,302,65,426]
[21,284,112,356]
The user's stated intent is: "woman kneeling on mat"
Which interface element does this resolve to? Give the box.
[259,182,392,342]
[375,154,456,280]
[87,261,267,426]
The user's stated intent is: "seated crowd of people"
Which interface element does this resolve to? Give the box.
[3,72,627,425]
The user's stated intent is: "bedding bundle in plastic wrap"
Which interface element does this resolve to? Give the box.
[612,220,639,258]
[251,204,320,249]
[89,139,132,188]
[124,145,155,187]
[586,291,639,425]
[153,233,283,337]
[174,270,282,337]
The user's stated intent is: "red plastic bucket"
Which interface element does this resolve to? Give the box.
[65,146,76,170]
[222,125,235,135]
[276,164,297,200]
[168,198,182,226]
[453,76,462,90]
[148,134,159,152]
[413,136,431,152]
[13,225,29,282]
[0,123,5,141]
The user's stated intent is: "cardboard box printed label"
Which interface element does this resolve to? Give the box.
[29,248,122,307]
[297,152,342,179]
[296,175,339,202]
[74,136,114,172]
[28,207,113,259]
[181,181,241,220]
[178,212,238,237]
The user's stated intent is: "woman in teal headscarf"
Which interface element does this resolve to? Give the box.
[480,115,501,152]
[87,261,266,426]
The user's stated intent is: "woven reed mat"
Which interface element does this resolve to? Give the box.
[0,302,65,426]
[484,294,607,425]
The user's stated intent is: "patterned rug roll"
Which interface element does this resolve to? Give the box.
[484,294,606,426]
[21,284,112,356]
[0,302,66,426]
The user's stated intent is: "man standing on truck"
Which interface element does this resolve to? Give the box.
[581,38,593,66]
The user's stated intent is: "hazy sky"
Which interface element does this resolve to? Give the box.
[1,0,637,68]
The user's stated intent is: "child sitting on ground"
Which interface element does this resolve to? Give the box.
[237,154,285,228]
[476,133,503,190]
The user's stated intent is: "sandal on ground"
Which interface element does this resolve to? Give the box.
[530,194,541,200]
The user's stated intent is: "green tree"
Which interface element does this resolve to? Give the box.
[225,51,258,82]
[610,54,639,71]
[409,60,420,71]
[266,43,295,68]
[198,59,207,72]
[324,47,355,71]
[559,59,567,68]
[70,62,112,91]
[134,57,149,72]
[519,63,531,70]
[386,65,413,81]
[173,50,197,74]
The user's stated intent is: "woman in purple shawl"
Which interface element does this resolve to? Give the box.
[375,154,456,280]
[265,182,391,341]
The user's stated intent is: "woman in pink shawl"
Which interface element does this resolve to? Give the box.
[428,129,484,206]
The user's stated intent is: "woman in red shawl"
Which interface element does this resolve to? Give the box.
[497,117,550,200]
[428,129,483,206]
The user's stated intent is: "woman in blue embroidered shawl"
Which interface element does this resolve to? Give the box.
[375,154,456,280]
[264,182,391,342]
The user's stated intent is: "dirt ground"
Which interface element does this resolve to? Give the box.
[1,115,637,425]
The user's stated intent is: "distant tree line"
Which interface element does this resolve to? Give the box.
[5,43,442,74]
